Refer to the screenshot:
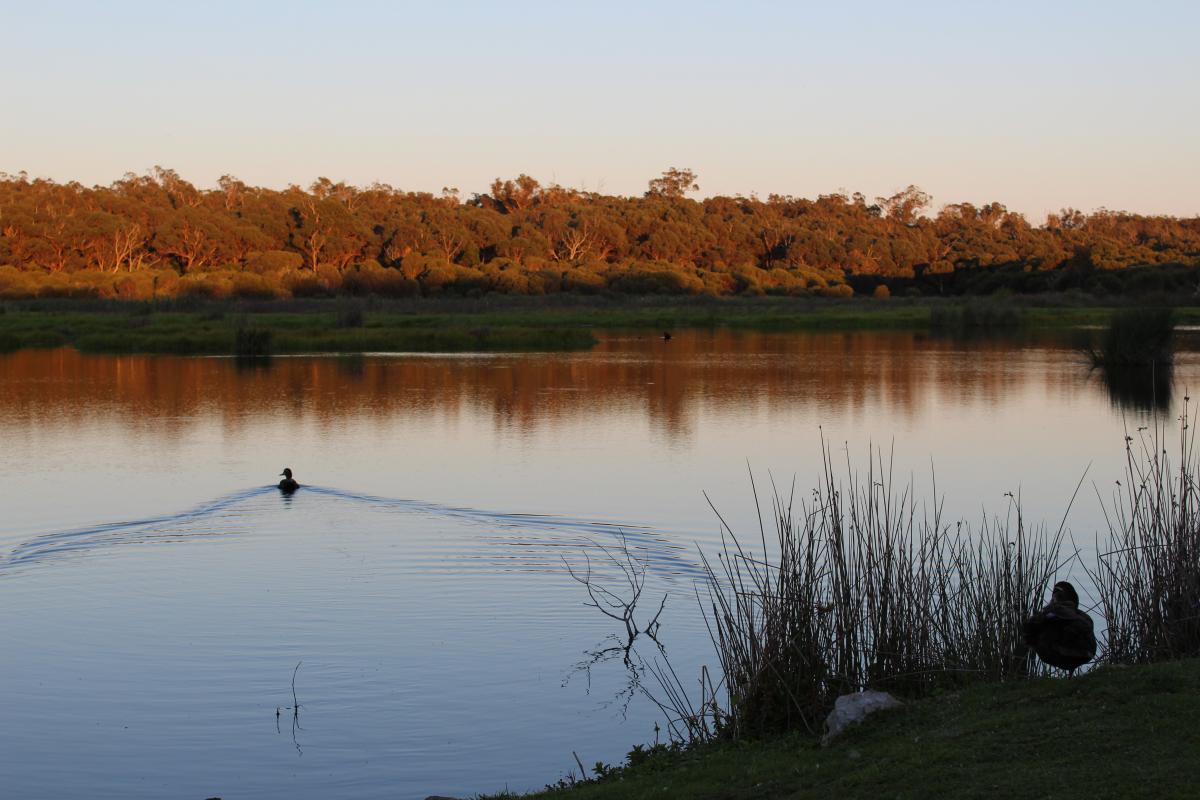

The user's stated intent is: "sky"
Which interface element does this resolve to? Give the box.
[1,0,1197,220]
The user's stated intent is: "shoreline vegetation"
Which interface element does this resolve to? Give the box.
[0,295,1198,356]
[476,421,1200,799]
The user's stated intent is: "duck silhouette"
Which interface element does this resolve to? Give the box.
[278,468,300,494]
[1023,581,1097,675]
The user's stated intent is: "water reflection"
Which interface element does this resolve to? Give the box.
[1097,362,1175,413]
[0,332,1093,444]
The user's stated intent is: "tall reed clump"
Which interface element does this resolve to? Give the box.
[655,445,1069,742]
[1088,307,1175,368]
[234,326,273,357]
[1088,418,1200,663]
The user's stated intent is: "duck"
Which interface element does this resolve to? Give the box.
[278,468,300,494]
[662,331,672,341]
[1023,580,1097,675]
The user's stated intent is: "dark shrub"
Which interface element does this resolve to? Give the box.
[1089,307,1174,368]
[335,299,365,328]
[234,326,272,357]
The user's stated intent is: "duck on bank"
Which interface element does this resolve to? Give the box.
[1024,580,1097,675]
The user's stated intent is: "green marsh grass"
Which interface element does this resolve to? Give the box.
[3,297,1200,358]
[334,298,366,328]
[929,300,1022,332]
[0,308,597,355]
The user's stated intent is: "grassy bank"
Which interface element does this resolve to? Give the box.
[0,305,599,354]
[488,658,1200,800]
[0,295,1196,355]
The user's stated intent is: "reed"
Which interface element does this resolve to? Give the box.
[651,445,1071,742]
[1087,417,1200,663]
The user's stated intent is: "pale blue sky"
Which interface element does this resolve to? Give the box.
[2,0,1196,219]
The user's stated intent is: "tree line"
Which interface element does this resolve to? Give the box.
[1,167,1197,301]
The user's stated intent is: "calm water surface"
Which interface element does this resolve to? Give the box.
[0,330,1192,798]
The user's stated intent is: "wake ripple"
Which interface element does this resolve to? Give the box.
[0,486,704,578]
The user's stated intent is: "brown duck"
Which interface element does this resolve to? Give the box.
[1023,581,1097,675]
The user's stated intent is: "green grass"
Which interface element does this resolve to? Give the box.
[1,297,1199,355]
[0,308,598,354]
[487,659,1200,800]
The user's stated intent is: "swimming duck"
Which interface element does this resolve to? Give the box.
[1023,581,1097,675]
[278,468,300,494]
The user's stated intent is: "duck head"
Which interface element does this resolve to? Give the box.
[1052,581,1080,607]
[280,468,293,479]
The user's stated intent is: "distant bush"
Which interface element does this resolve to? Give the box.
[816,283,854,298]
[229,272,282,299]
[234,326,272,357]
[608,264,705,295]
[178,275,220,299]
[341,263,419,298]
[562,267,607,294]
[286,272,332,298]
[246,250,304,275]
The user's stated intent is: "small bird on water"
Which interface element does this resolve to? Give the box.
[278,467,299,494]
[1023,580,1097,676]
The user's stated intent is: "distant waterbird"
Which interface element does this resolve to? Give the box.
[662,331,672,341]
[1023,581,1097,676]
[278,468,299,494]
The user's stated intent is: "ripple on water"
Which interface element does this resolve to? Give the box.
[0,487,713,800]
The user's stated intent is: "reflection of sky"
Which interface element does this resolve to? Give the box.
[0,491,711,799]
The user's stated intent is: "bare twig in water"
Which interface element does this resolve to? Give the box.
[275,661,304,756]
[291,660,302,711]
[562,532,669,715]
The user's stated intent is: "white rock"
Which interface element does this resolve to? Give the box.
[821,690,902,745]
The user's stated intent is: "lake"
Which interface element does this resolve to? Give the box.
[0,329,1190,799]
